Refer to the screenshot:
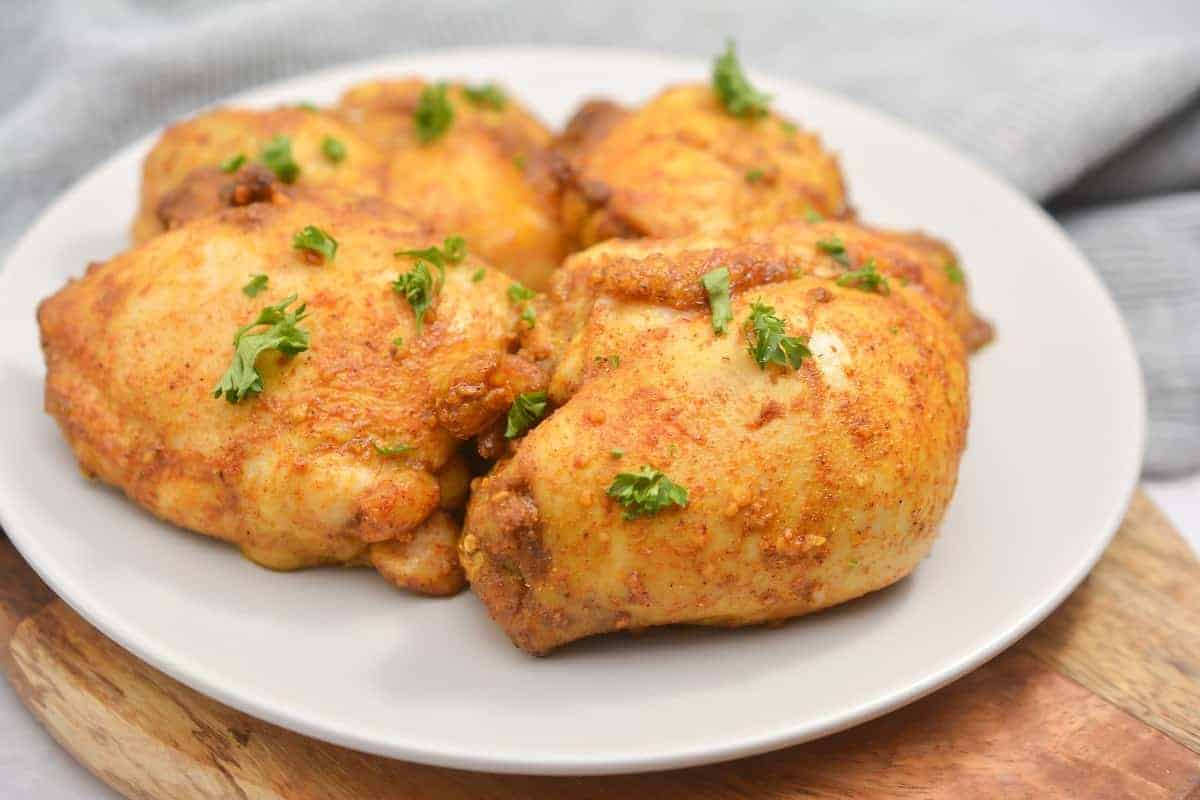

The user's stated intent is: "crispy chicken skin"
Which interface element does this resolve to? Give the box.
[335,79,568,289]
[132,107,385,243]
[41,188,531,594]
[461,230,970,653]
[558,85,850,250]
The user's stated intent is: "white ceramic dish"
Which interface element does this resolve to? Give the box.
[0,47,1143,775]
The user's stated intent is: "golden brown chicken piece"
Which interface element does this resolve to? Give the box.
[132,107,385,243]
[335,79,568,289]
[461,228,971,653]
[41,187,535,595]
[558,84,850,250]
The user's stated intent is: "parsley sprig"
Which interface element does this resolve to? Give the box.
[505,391,548,439]
[746,300,810,370]
[220,153,246,173]
[463,83,508,110]
[415,82,454,143]
[293,225,338,262]
[607,466,689,520]
[836,258,890,294]
[944,260,964,284]
[816,236,850,266]
[712,40,772,118]
[395,235,467,267]
[373,442,414,456]
[213,295,311,403]
[321,136,346,163]
[700,266,733,334]
[260,135,299,183]
[242,274,268,297]
[391,236,465,333]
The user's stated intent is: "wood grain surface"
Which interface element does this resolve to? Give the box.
[2,489,1198,799]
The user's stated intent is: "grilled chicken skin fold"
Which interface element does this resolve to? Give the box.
[461,228,971,653]
[41,188,540,595]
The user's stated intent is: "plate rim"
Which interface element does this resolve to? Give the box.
[0,44,1146,775]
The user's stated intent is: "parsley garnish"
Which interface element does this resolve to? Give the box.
[712,40,771,118]
[804,208,823,223]
[415,82,454,144]
[944,260,964,284]
[836,258,890,294]
[213,295,311,403]
[260,135,299,183]
[610,448,624,459]
[513,154,527,171]
[321,136,346,163]
[779,119,798,135]
[700,266,733,335]
[507,282,536,303]
[746,300,810,370]
[505,391,548,439]
[471,268,486,282]
[392,336,404,347]
[242,274,268,297]
[816,236,850,266]
[463,83,507,110]
[391,261,440,333]
[292,225,337,262]
[395,235,467,267]
[520,305,537,328]
[745,167,765,184]
[220,153,246,173]
[373,442,413,456]
[607,466,689,520]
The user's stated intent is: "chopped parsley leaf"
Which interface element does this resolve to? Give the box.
[213,295,310,403]
[745,167,765,184]
[242,274,269,297]
[816,235,850,266]
[712,40,772,118]
[463,83,508,110]
[944,260,964,284]
[471,267,486,282]
[746,300,810,370]
[505,391,548,439]
[292,225,337,262]
[392,336,404,347]
[804,208,823,223]
[395,235,467,267]
[391,261,440,333]
[836,258,890,294]
[507,282,536,303]
[260,135,300,183]
[700,266,733,335]
[520,305,537,328]
[610,448,624,459]
[321,136,346,163]
[220,153,246,173]
[373,442,413,456]
[415,82,454,144]
[607,466,689,520]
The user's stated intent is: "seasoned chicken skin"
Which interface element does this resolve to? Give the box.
[461,229,969,652]
[132,107,385,243]
[558,84,850,249]
[336,79,568,289]
[41,188,530,594]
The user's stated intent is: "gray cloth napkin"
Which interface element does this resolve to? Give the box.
[3,0,1197,476]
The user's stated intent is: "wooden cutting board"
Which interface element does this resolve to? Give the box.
[2,489,1198,799]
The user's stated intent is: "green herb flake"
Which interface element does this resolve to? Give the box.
[463,83,508,110]
[745,167,766,184]
[607,466,689,520]
[804,208,823,223]
[507,282,536,303]
[391,261,441,333]
[745,300,811,370]
[321,136,347,163]
[220,153,246,173]
[242,274,269,297]
[471,267,486,282]
[292,225,338,262]
[816,235,850,266]
[513,153,528,171]
[836,258,890,294]
[610,448,624,459]
[395,235,467,268]
[700,266,733,335]
[392,336,404,347]
[213,295,311,404]
[712,40,772,118]
[415,82,455,144]
[373,442,413,456]
[779,119,798,135]
[260,135,300,183]
[520,305,537,328]
[505,391,548,439]
[944,260,965,284]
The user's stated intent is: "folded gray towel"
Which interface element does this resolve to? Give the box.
[2,0,1196,475]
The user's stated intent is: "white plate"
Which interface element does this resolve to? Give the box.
[0,47,1144,775]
